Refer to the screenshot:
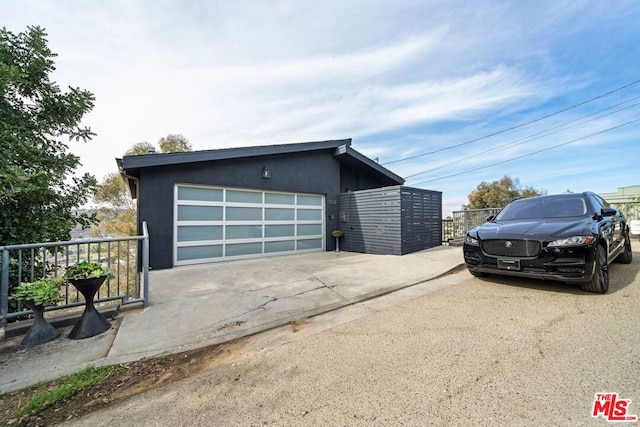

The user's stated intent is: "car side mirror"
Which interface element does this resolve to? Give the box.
[601,207,617,217]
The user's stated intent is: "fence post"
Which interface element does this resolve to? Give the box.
[142,222,150,308]
[1,248,9,329]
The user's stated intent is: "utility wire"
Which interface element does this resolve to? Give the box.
[408,117,640,186]
[404,95,640,179]
[383,79,640,166]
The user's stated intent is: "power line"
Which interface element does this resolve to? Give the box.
[408,117,640,186]
[404,95,640,179]
[383,79,640,166]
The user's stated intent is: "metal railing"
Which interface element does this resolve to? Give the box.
[613,201,640,221]
[451,208,502,242]
[447,201,639,244]
[1,222,149,328]
[442,219,453,243]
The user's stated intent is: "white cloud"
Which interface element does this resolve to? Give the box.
[3,0,639,206]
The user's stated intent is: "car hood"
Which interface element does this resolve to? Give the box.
[473,218,591,241]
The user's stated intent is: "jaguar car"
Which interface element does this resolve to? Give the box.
[463,192,633,293]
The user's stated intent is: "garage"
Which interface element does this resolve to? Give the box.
[118,139,408,270]
[174,184,325,265]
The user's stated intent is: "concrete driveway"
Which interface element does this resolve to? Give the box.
[0,246,464,393]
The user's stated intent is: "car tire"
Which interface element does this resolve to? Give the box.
[614,233,633,264]
[580,245,609,294]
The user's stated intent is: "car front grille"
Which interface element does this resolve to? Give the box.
[556,267,584,274]
[552,257,584,264]
[481,239,541,257]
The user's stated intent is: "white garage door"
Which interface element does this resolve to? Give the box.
[174,184,325,266]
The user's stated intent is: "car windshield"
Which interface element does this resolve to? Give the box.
[495,196,588,220]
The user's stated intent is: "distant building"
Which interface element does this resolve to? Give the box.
[600,185,640,221]
[599,185,640,203]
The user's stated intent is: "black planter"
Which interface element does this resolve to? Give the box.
[21,301,60,347]
[68,275,112,340]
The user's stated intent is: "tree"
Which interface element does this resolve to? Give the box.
[465,176,545,209]
[124,134,192,157]
[125,142,155,156]
[158,133,192,153]
[91,173,136,237]
[0,26,97,245]
[92,137,192,237]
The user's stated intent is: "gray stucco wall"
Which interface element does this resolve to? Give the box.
[137,150,390,269]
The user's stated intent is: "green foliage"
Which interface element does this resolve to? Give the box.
[465,176,545,209]
[124,134,192,157]
[10,276,64,306]
[0,26,97,246]
[331,230,343,238]
[92,173,137,237]
[158,133,192,153]
[124,141,155,156]
[93,137,191,238]
[94,173,135,211]
[17,365,122,417]
[64,261,112,280]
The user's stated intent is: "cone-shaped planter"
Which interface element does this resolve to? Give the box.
[68,275,112,340]
[21,301,60,347]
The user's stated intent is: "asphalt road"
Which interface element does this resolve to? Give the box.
[65,247,639,427]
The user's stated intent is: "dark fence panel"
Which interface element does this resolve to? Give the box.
[400,188,442,253]
[337,186,442,255]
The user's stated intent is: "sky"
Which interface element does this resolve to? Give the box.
[3,0,640,216]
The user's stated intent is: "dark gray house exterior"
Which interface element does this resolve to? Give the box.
[119,139,404,270]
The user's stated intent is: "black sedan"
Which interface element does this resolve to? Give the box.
[463,192,633,293]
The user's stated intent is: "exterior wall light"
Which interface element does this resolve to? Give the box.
[262,166,271,179]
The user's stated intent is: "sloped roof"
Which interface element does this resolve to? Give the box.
[117,139,403,197]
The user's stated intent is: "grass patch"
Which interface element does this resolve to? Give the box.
[17,365,122,417]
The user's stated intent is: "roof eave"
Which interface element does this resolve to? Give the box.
[334,144,404,184]
[121,139,352,171]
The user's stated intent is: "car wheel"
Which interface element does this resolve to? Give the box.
[614,233,633,264]
[580,245,609,294]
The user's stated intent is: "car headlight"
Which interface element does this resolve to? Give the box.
[465,234,479,245]
[547,236,595,247]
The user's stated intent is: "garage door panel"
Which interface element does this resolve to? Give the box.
[226,190,262,204]
[265,241,295,253]
[175,185,324,265]
[177,245,223,262]
[265,224,295,237]
[226,225,263,239]
[177,225,223,242]
[265,208,294,221]
[178,187,223,202]
[297,224,322,236]
[226,242,263,257]
[226,207,262,221]
[297,209,322,220]
[298,238,323,250]
[177,205,223,221]
[266,193,295,204]
[297,195,322,205]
